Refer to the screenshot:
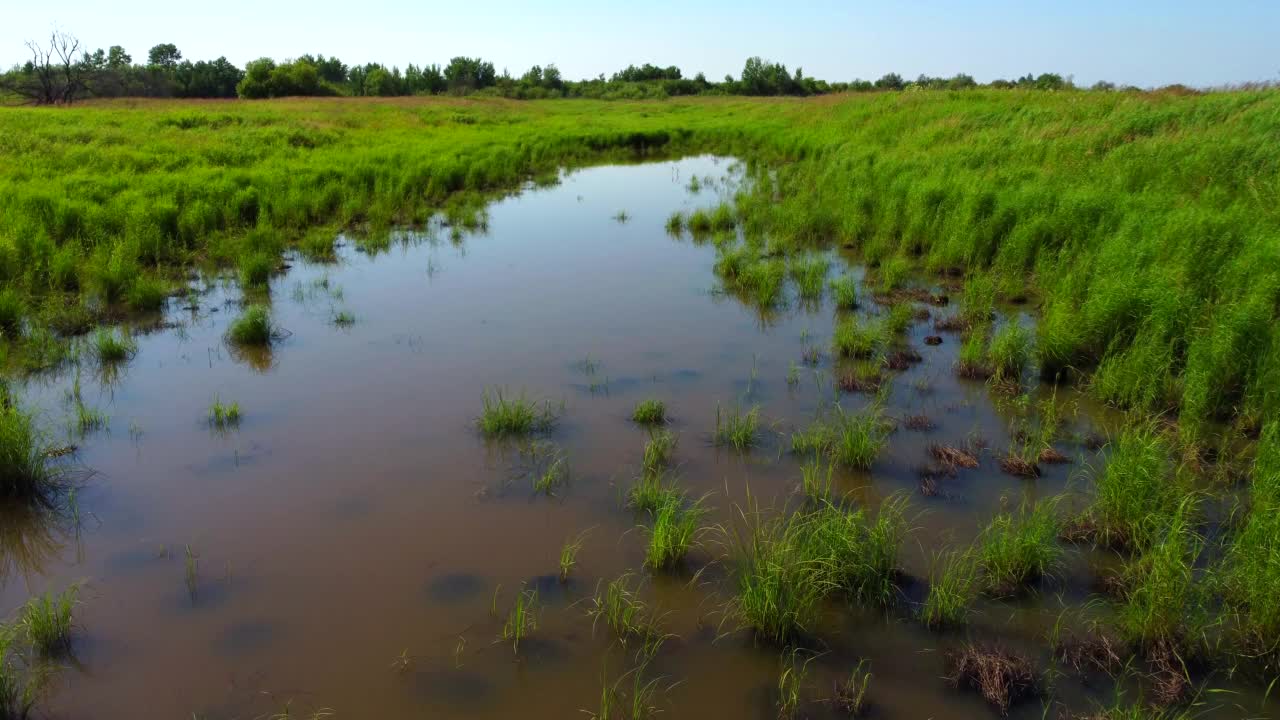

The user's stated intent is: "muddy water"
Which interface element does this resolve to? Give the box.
[0,157,1261,719]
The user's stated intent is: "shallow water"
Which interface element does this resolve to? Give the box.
[1,156,1266,719]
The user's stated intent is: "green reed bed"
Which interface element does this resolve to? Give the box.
[832,317,889,359]
[989,321,1033,382]
[1219,423,1280,656]
[1114,498,1207,652]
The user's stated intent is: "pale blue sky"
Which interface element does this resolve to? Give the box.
[5,0,1278,87]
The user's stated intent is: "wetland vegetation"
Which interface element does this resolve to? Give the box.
[0,81,1277,719]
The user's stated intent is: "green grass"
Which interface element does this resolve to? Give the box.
[238,252,275,287]
[777,648,812,720]
[790,255,829,302]
[91,328,136,364]
[729,496,909,643]
[1115,498,1207,651]
[832,317,889,359]
[641,429,677,475]
[18,585,78,657]
[0,290,24,340]
[477,388,559,437]
[559,530,589,582]
[977,500,1063,596]
[1083,422,1182,550]
[1220,422,1280,655]
[989,321,1034,381]
[631,398,666,425]
[0,91,1277,433]
[714,404,760,451]
[0,621,39,719]
[798,457,834,503]
[532,450,570,495]
[498,587,538,653]
[833,659,872,716]
[588,573,661,642]
[829,275,858,310]
[627,471,679,515]
[226,304,276,346]
[644,493,707,570]
[207,396,242,430]
[0,402,60,501]
[829,407,890,470]
[922,547,981,628]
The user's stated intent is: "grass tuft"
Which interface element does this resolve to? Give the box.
[226,305,276,346]
[477,388,559,437]
[19,585,79,657]
[714,404,760,451]
[631,398,666,425]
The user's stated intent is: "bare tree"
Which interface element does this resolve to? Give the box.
[3,30,87,104]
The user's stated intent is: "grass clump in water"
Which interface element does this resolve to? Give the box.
[830,275,858,310]
[477,389,559,438]
[91,328,136,364]
[559,530,589,583]
[728,496,909,643]
[588,573,662,643]
[19,585,79,657]
[714,404,760,451]
[989,321,1033,382]
[829,407,889,470]
[1079,422,1181,550]
[945,643,1042,715]
[790,255,829,302]
[641,429,677,475]
[922,547,981,629]
[226,305,276,346]
[0,402,64,502]
[833,659,872,716]
[497,587,538,654]
[644,494,707,570]
[238,252,274,288]
[0,621,40,718]
[207,396,242,430]
[631,398,666,425]
[1114,499,1207,652]
[977,500,1062,596]
[832,317,888,359]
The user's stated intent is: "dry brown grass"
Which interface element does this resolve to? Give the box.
[945,644,1042,715]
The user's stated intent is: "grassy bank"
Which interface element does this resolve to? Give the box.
[1,90,1279,439]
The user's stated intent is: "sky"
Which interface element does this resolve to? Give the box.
[4,0,1278,88]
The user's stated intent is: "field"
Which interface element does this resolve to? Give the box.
[1,91,1279,718]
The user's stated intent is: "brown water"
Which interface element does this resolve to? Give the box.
[1,156,1267,719]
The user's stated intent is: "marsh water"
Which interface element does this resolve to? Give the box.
[0,157,1264,719]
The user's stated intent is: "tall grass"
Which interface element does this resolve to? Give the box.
[922,547,980,628]
[91,328,136,364]
[1083,422,1181,550]
[1115,498,1206,651]
[644,494,706,570]
[0,621,38,719]
[0,402,59,501]
[1220,422,1280,655]
[989,321,1033,381]
[977,500,1063,596]
[728,496,909,643]
[1,92,1278,432]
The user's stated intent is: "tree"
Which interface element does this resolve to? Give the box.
[443,56,495,93]
[2,30,89,104]
[236,58,276,99]
[874,72,905,91]
[107,45,131,68]
[148,43,182,70]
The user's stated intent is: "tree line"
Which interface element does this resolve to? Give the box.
[1,30,1096,105]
